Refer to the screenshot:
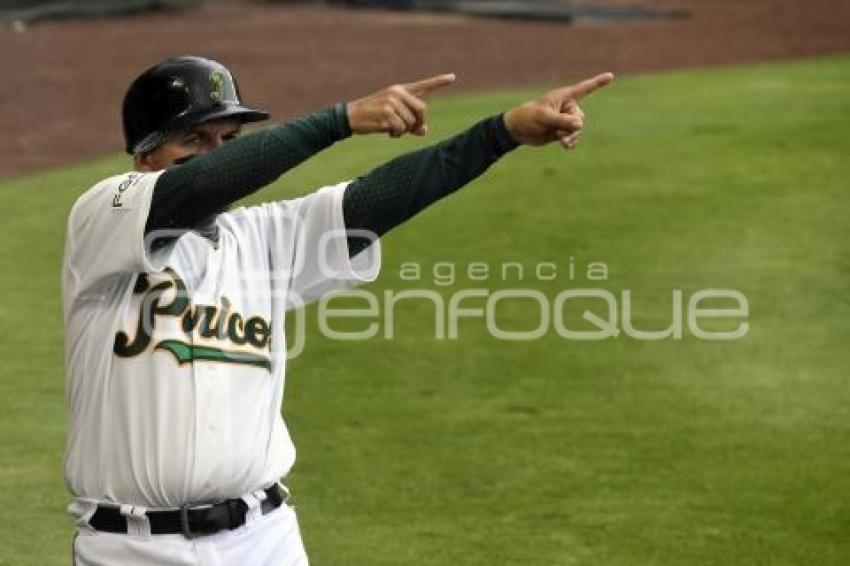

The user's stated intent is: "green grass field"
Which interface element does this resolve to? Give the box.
[1,55,848,565]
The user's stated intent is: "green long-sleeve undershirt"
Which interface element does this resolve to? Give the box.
[145,105,519,255]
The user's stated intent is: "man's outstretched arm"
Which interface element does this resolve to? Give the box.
[342,114,517,257]
[343,72,615,257]
[144,73,457,234]
[145,104,352,233]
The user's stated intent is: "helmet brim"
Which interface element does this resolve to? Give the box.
[190,105,270,127]
[130,104,270,155]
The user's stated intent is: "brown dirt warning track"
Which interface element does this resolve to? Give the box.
[1,0,849,179]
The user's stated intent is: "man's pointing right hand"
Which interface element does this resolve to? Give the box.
[504,72,615,150]
[347,73,457,138]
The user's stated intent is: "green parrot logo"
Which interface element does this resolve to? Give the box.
[209,70,226,103]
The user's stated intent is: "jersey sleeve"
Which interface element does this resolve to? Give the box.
[244,181,381,309]
[65,171,166,293]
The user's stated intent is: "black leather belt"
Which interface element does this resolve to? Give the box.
[88,484,288,538]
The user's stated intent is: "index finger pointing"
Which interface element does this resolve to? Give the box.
[566,72,615,100]
[404,73,457,97]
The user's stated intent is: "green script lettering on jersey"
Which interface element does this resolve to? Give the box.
[113,268,273,371]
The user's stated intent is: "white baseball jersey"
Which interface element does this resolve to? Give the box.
[62,171,380,509]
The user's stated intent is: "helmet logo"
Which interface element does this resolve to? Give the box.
[209,70,226,103]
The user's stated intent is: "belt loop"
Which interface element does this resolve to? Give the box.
[121,505,151,536]
[69,499,98,530]
[240,491,263,524]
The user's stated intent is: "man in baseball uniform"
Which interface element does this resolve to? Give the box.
[62,55,613,564]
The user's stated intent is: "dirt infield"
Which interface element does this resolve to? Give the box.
[1,0,849,179]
